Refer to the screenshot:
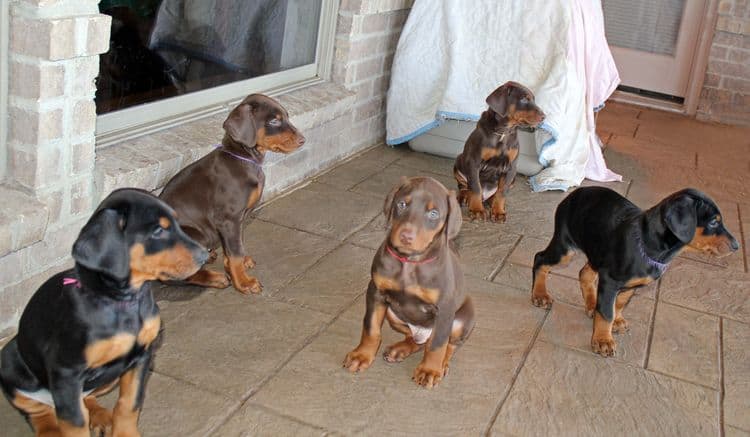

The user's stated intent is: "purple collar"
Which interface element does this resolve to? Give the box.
[635,233,669,275]
[214,144,261,167]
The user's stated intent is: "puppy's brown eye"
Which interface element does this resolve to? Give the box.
[427,209,439,220]
[267,118,282,127]
[397,200,407,210]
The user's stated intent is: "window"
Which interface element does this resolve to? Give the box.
[95,0,337,146]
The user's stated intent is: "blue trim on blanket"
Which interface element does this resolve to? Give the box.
[528,175,570,192]
[535,121,559,168]
[593,103,606,113]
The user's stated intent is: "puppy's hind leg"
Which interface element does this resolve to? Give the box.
[532,239,575,309]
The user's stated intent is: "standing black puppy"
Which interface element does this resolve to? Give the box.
[0,189,207,437]
[531,187,739,357]
[454,81,545,222]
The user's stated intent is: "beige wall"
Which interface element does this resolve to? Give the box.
[698,0,750,126]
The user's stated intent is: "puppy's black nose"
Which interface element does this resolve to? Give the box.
[399,229,415,245]
[297,135,306,146]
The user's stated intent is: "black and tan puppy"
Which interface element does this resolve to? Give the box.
[532,187,739,357]
[160,94,305,294]
[454,81,545,222]
[343,177,475,388]
[0,189,207,437]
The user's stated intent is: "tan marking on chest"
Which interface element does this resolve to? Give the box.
[624,277,653,288]
[137,316,161,346]
[85,333,137,368]
[373,273,401,291]
[404,285,440,304]
[247,186,262,209]
[481,147,500,161]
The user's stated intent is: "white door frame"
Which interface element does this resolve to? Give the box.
[611,0,719,116]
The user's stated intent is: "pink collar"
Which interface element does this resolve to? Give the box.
[63,277,81,288]
[386,245,437,265]
[214,144,261,167]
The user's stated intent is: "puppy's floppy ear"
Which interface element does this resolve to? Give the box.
[445,190,462,240]
[223,104,257,147]
[661,194,697,244]
[486,83,511,116]
[72,208,130,282]
[383,176,409,225]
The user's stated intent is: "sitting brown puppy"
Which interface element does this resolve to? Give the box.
[160,94,305,294]
[454,81,545,222]
[343,177,475,388]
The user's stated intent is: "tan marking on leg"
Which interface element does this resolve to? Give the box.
[185,269,230,289]
[624,277,653,288]
[531,264,553,308]
[591,311,616,357]
[413,340,449,388]
[85,396,113,436]
[12,391,62,436]
[372,273,401,291]
[224,256,262,294]
[112,368,141,437]
[613,289,635,334]
[579,263,598,318]
[468,192,486,220]
[344,304,387,372]
[404,285,440,304]
[137,316,161,347]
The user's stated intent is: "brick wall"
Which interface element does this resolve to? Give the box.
[698,0,750,126]
[0,0,412,336]
[0,0,109,336]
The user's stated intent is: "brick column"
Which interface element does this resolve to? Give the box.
[697,0,750,126]
[8,0,109,224]
[333,0,411,149]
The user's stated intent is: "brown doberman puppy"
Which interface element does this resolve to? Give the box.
[454,81,545,222]
[0,189,207,437]
[160,94,305,294]
[343,177,475,388]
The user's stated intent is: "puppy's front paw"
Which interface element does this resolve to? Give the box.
[531,291,554,309]
[412,363,444,389]
[591,336,616,357]
[468,207,487,221]
[612,317,629,334]
[89,407,112,437]
[233,275,263,294]
[343,349,375,373]
[490,210,507,223]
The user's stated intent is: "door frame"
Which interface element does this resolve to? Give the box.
[611,0,719,116]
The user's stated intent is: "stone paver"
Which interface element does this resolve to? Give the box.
[251,277,546,435]
[492,341,720,436]
[350,163,456,199]
[454,221,520,279]
[212,403,327,437]
[272,243,374,315]
[648,302,720,388]
[660,258,750,324]
[154,291,331,399]
[724,318,750,431]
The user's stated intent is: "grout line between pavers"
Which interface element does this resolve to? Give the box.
[203,289,364,436]
[719,317,726,437]
[695,153,699,170]
[242,403,331,435]
[737,203,747,273]
[486,234,523,282]
[632,123,640,138]
[624,179,633,198]
[643,278,661,370]
[483,308,550,436]
[644,367,720,392]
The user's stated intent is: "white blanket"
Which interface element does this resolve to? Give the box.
[385,0,621,191]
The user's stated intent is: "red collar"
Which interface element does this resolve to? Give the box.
[386,245,437,265]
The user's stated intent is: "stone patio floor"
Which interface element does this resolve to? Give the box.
[2,102,750,436]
